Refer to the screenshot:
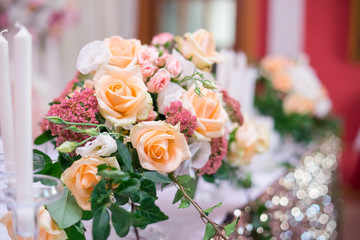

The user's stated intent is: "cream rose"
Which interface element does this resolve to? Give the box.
[104,36,141,69]
[0,207,67,240]
[260,56,294,76]
[283,94,315,115]
[129,121,191,173]
[94,65,152,127]
[61,156,119,210]
[176,29,225,70]
[182,84,228,139]
[271,73,292,92]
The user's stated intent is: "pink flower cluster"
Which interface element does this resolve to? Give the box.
[42,88,99,147]
[151,32,174,46]
[221,90,244,125]
[198,136,228,176]
[138,44,181,93]
[164,101,197,139]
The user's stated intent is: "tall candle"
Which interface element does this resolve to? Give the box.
[13,24,34,235]
[0,30,16,173]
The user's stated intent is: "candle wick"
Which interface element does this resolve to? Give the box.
[0,29,8,37]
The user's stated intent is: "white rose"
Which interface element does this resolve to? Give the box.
[157,82,185,114]
[76,134,117,157]
[77,40,110,74]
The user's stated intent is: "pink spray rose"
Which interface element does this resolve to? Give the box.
[154,53,171,67]
[147,68,171,93]
[166,56,182,78]
[151,32,174,46]
[141,64,158,78]
[138,46,159,65]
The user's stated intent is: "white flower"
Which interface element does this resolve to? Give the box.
[314,96,332,118]
[76,135,117,157]
[157,82,185,114]
[287,65,322,100]
[76,40,109,74]
[171,50,196,81]
[175,139,211,177]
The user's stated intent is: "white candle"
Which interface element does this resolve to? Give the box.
[13,24,35,235]
[0,30,16,173]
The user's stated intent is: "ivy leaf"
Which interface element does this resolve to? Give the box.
[142,171,172,184]
[64,221,86,240]
[224,217,239,237]
[109,204,132,237]
[136,198,168,224]
[92,207,111,240]
[172,189,183,204]
[203,202,223,216]
[116,178,141,202]
[91,179,111,211]
[203,222,216,240]
[34,149,62,179]
[139,179,157,201]
[178,198,190,209]
[46,187,83,229]
[116,139,133,172]
[34,130,55,145]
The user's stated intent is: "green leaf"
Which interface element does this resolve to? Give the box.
[64,221,86,240]
[224,217,239,237]
[116,139,133,172]
[92,207,111,240]
[178,176,197,199]
[136,198,168,224]
[82,210,93,220]
[109,204,132,237]
[172,189,183,204]
[178,198,190,209]
[97,169,128,183]
[203,222,216,240]
[116,178,141,202]
[177,175,193,185]
[142,171,172,184]
[35,149,62,179]
[139,179,157,201]
[58,152,75,171]
[34,130,55,145]
[46,187,83,229]
[91,179,110,211]
[203,202,222,216]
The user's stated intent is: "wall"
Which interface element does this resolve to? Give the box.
[304,0,360,187]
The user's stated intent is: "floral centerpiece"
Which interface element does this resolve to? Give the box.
[1,29,255,240]
[254,56,340,142]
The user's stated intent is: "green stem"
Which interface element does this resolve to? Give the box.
[77,136,95,146]
[169,173,228,240]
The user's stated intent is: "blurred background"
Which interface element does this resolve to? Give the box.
[1,0,360,238]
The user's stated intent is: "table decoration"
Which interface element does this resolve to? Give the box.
[29,29,270,240]
[254,55,340,143]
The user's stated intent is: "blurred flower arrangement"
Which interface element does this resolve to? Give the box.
[0,0,78,46]
[0,29,270,240]
[254,56,340,142]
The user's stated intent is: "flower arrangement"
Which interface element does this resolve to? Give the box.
[254,55,340,142]
[18,29,254,240]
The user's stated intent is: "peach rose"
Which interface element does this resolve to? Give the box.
[228,119,269,165]
[94,65,152,127]
[182,84,228,139]
[147,68,171,93]
[175,29,225,70]
[271,73,292,92]
[104,36,141,69]
[0,207,67,240]
[61,156,119,210]
[260,56,294,76]
[130,121,191,173]
[283,94,315,115]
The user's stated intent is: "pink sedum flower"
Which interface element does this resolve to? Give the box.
[147,68,171,93]
[198,136,228,176]
[221,90,244,125]
[166,56,182,78]
[42,88,99,149]
[138,46,159,65]
[151,32,174,46]
[164,101,197,139]
[154,53,171,67]
[141,63,158,78]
